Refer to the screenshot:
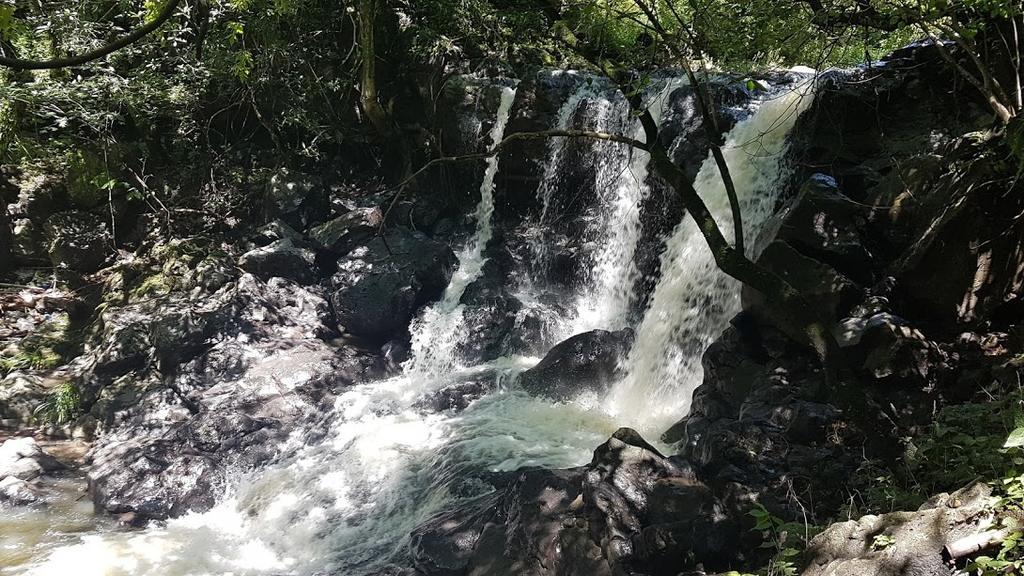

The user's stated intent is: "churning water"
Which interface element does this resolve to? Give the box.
[5,76,814,576]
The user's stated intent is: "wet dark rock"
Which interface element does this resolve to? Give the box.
[416,376,497,413]
[742,240,861,329]
[848,313,951,389]
[238,238,318,284]
[886,136,1024,332]
[330,227,457,343]
[776,174,874,283]
[42,212,112,273]
[409,428,723,576]
[309,207,383,254]
[456,269,533,363]
[518,329,633,401]
[82,266,382,520]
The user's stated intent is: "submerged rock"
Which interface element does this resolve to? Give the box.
[409,428,732,576]
[518,329,633,400]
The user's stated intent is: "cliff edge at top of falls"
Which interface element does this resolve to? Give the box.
[2,38,1023,576]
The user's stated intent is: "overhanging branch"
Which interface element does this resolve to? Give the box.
[0,0,183,70]
[380,128,647,232]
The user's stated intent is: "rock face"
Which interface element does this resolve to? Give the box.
[805,484,994,576]
[0,437,64,505]
[330,227,457,343]
[42,211,111,272]
[410,428,734,576]
[80,244,385,520]
[518,329,633,400]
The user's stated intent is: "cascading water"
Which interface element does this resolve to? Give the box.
[609,81,815,427]
[522,77,688,342]
[567,78,687,335]
[405,85,517,377]
[9,74,817,576]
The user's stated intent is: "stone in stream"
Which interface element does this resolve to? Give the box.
[0,437,65,505]
[517,328,633,401]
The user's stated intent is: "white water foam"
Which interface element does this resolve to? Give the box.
[404,85,517,377]
[609,81,815,430]
[567,78,688,336]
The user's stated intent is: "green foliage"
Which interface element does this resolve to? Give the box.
[0,315,72,376]
[749,504,820,576]
[33,381,83,425]
[871,534,896,550]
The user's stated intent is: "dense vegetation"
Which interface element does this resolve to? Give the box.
[1,0,1016,225]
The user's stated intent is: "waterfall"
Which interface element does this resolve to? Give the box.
[13,76,818,576]
[608,82,815,427]
[568,78,686,335]
[404,85,517,377]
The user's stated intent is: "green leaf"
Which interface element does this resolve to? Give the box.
[1004,427,1024,448]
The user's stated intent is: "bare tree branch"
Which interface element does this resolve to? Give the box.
[379,128,647,232]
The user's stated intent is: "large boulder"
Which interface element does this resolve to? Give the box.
[804,483,994,576]
[0,437,63,481]
[42,211,111,273]
[0,372,49,428]
[409,428,728,576]
[238,238,318,284]
[309,207,382,254]
[330,227,457,343]
[0,437,65,505]
[887,137,1024,331]
[85,273,384,521]
[742,240,861,329]
[776,174,874,283]
[518,329,633,401]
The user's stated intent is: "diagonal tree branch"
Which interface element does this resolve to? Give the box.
[0,0,183,70]
[379,128,647,232]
